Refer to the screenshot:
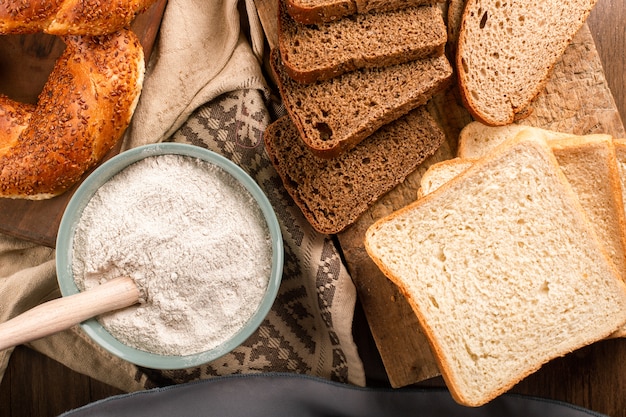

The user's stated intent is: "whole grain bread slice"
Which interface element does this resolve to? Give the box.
[446,0,465,56]
[456,0,598,126]
[270,48,452,158]
[365,130,626,407]
[278,3,446,84]
[264,107,445,234]
[285,0,441,24]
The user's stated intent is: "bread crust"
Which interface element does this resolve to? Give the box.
[0,29,144,199]
[0,0,157,35]
[417,157,475,198]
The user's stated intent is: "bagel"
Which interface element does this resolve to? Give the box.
[0,0,157,35]
[0,28,145,199]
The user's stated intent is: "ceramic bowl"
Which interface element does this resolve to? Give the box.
[56,143,283,369]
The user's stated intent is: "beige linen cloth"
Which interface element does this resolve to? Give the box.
[0,0,365,392]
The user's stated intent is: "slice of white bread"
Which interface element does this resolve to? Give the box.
[550,136,626,284]
[456,0,598,126]
[278,2,447,84]
[365,130,626,407]
[417,157,474,198]
[457,121,571,159]
[423,133,626,339]
[457,123,626,279]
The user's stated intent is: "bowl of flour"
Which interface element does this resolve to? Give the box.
[56,143,283,369]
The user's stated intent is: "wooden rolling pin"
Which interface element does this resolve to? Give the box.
[0,276,141,351]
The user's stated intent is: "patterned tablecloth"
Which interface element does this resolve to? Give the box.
[0,0,365,392]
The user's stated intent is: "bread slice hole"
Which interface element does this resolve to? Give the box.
[479,11,488,29]
[314,122,333,141]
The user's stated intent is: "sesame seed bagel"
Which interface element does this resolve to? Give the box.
[0,0,157,35]
[0,28,144,199]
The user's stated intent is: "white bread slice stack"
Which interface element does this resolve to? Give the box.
[365,130,626,407]
[453,123,626,284]
[420,127,626,339]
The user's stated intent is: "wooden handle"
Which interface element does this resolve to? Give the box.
[0,276,140,351]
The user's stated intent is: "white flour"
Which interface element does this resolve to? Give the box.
[71,153,273,356]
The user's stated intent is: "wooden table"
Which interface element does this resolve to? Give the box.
[1,0,626,416]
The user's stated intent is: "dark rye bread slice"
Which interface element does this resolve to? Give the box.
[285,0,442,24]
[264,107,445,234]
[270,48,452,158]
[278,3,446,84]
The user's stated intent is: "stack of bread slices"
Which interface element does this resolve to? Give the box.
[365,125,626,407]
[263,0,452,235]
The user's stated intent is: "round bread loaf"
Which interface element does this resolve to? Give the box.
[0,28,145,199]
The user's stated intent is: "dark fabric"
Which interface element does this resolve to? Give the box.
[59,373,607,417]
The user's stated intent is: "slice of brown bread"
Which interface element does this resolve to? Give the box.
[270,48,452,158]
[264,107,445,234]
[446,0,465,54]
[285,0,441,25]
[278,2,446,83]
[456,0,598,126]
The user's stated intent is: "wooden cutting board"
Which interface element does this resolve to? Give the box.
[254,0,626,390]
[0,0,168,248]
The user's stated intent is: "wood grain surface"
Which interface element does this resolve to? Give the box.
[0,0,168,248]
